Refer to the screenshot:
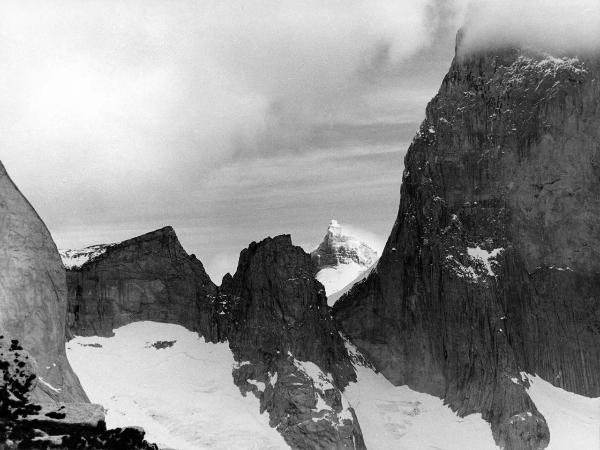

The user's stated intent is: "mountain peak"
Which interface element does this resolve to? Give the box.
[312,220,377,270]
[312,220,378,305]
[328,219,341,235]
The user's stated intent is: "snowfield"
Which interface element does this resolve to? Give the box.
[65,322,599,450]
[343,343,600,450]
[316,261,367,306]
[66,322,288,450]
[525,374,600,450]
[325,260,378,306]
[342,339,498,450]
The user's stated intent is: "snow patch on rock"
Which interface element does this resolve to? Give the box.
[59,244,115,269]
[291,357,334,392]
[466,247,504,276]
[290,353,353,428]
[445,246,504,281]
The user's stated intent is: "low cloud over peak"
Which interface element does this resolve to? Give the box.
[460,0,600,55]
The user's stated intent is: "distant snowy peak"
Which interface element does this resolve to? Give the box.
[59,244,115,270]
[312,220,378,305]
[312,219,377,270]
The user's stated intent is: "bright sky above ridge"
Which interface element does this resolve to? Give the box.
[2,0,598,280]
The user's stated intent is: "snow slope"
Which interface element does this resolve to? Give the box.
[316,262,366,306]
[342,339,498,450]
[525,374,600,450]
[325,259,378,306]
[313,220,378,306]
[66,321,288,450]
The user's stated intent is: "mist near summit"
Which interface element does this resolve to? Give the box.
[460,0,600,54]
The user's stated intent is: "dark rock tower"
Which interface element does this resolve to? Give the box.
[334,35,600,450]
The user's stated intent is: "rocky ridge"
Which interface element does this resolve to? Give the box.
[221,236,365,449]
[334,33,600,450]
[64,227,221,340]
[65,231,366,449]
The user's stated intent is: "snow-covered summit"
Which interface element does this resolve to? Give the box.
[311,220,378,306]
[59,244,115,270]
[312,219,377,269]
[327,219,342,237]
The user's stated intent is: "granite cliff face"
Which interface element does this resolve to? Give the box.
[221,235,365,449]
[334,36,600,449]
[0,161,158,449]
[0,162,87,404]
[65,227,221,341]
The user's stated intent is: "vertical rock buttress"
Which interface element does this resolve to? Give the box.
[334,39,600,449]
[0,162,88,403]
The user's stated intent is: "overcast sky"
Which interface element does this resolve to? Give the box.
[2,1,598,281]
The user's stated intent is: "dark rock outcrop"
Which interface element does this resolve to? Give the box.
[65,227,222,341]
[0,162,87,404]
[222,236,365,450]
[334,34,600,449]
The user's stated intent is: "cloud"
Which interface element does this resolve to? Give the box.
[341,224,387,256]
[0,1,452,225]
[0,0,463,279]
[460,0,600,54]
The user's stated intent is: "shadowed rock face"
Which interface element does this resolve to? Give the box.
[334,35,600,450]
[0,162,87,403]
[65,227,222,341]
[221,236,365,450]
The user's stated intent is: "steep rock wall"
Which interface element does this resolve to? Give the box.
[334,37,600,450]
[65,227,222,341]
[221,236,365,450]
[0,162,87,403]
